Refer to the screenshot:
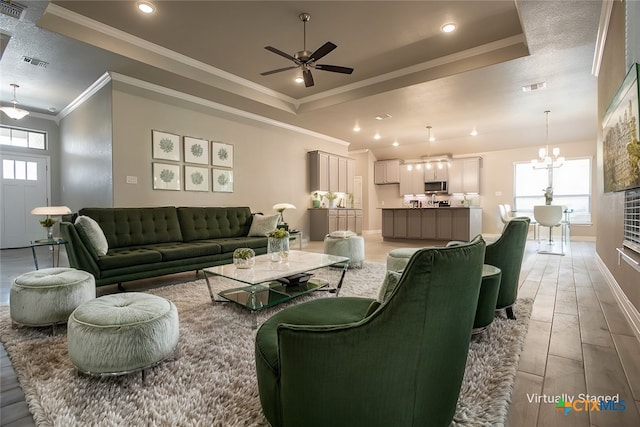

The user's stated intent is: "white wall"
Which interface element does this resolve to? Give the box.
[59,83,113,210]
[110,83,348,235]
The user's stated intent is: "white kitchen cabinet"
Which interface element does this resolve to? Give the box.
[309,151,354,193]
[399,164,425,195]
[424,163,448,182]
[448,157,480,194]
[374,160,400,184]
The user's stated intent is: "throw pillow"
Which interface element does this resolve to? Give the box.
[248,214,280,237]
[75,215,109,256]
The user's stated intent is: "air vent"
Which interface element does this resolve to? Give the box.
[522,82,547,92]
[0,0,26,19]
[22,56,48,68]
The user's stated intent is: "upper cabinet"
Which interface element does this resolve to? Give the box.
[399,164,425,195]
[448,157,481,194]
[424,164,448,182]
[308,150,354,193]
[374,159,401,184]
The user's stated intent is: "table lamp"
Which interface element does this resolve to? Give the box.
[31,206,72,239]
[272,203,296,230]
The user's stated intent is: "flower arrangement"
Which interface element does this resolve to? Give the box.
[325,191,338,201]
[233,247,255,269]
[267,228,289,239]
[40,217,56,228]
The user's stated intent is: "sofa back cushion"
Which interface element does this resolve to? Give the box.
[177,206,253,241]
[78,207,183,249]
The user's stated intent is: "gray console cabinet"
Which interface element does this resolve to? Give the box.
[309,208,363,241]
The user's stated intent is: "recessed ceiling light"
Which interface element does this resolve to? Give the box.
[353,124,361,132]
[374,133,381,140]
[48,107,57,112]
[392,141,399,147]
[294,76,304,84]
[441,23,456,33]
[137,1,155,14]
[429,135,436,142]
[470,129,478,136]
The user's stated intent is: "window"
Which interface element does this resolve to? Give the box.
[2,159,38,180]
[514,157,592,224]
[0,125,46,149]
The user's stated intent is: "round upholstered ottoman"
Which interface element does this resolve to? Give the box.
[10,268,95,330]
[67,292,179,377]
[323,233,365,268]
[386,248,420,272]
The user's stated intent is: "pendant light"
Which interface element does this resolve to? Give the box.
[531,110,563,169]
[0,84,30,120]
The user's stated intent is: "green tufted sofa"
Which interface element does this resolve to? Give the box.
[60,206,267,287]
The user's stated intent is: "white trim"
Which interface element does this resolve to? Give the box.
[592,0,614,77]
[45,4,297,107]
[595,253,640,342]
[57,72,112,122]
[108,73,350,147]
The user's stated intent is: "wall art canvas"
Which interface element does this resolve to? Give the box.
[212,168,233,192]
[152,130,181,161]
[184,166,210,192]
[211,141,233,168]
[153,163,181,191]
[603,63,640,192]
[184,137,209,164]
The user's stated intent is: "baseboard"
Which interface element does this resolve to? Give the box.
[595,253,640,342]
[363,229,382,235]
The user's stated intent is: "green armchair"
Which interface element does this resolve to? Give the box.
[486,217,530,319]
[254,235,486,427]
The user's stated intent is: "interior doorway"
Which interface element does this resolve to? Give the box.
[0,152,50,248]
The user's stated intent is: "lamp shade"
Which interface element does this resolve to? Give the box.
[31,206,72,216]
[272,203,296,211]
[0,106,29,120]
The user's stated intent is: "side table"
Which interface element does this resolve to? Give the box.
[288,230,303,250]
[473,264,502,334]
[30,238,67,270]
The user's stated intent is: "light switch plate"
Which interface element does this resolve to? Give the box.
[126,176,138,184]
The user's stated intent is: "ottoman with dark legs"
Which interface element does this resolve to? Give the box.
[67,292,179,379]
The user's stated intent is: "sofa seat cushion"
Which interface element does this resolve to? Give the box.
[153,242,222,261]
[97,247,163,270]
[206,237,268,253]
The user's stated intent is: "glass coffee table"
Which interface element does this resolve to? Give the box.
[203,251,349,325]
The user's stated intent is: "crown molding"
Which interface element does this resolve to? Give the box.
[57,72,112,122]
[592,0,614,77]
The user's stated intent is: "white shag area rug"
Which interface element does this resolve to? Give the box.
[0,261,531,427]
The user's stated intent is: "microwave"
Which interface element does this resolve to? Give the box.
[425,181,448,193]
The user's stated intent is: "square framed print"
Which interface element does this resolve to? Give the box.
[211,141,233,168]
[212,168,233,192]
[153,162,181,190]
[184,166,210,192]
[184,136,209,164]
[152,130,181,161]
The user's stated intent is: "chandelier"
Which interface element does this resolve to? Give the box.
[531,110,563,169]
[0,84,30,120]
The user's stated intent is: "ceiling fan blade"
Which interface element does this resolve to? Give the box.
[264,46,301,64]
[260,66,300,76]
[315,64,354,74]
[309,41,337,62]
[303,68,314,87]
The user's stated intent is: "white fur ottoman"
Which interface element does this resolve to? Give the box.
[323,231,365,268]
[10,268,95,332]
[67,292,179,378]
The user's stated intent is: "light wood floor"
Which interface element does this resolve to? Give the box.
[1,235,639,426]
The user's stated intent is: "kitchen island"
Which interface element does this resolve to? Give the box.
[381,207,482,241]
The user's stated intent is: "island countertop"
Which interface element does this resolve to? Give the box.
[381,206,482,241]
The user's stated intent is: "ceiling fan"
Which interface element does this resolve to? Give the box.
[260,13,354,88]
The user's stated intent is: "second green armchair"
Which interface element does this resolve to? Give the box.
[255,235,486,427]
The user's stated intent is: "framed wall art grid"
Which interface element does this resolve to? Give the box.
[152,130,181,161]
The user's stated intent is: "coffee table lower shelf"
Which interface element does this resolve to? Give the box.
[215,278,329,328]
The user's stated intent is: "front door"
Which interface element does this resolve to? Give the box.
[0,152,50,248]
